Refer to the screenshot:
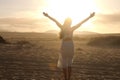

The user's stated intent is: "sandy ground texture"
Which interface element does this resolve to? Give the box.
[0,33,120,80]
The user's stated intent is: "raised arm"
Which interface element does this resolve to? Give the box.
[72,12,95,31]
[43,12,62,29]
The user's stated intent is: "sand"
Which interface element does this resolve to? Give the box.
[0,33,120,80]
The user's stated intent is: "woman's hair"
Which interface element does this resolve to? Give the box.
[59,30,63,39]
[59,17,72,39]
[63,17,72,27]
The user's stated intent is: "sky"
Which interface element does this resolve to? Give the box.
[0,0,120,33]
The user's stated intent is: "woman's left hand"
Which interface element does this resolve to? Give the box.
[90,12,95,18]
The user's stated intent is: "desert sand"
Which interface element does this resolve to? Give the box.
[0,32,120,80]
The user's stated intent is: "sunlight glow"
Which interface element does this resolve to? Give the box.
[42,0,98,31]
[44,0,98,23]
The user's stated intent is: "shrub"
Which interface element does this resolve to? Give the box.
[0,35,8,44]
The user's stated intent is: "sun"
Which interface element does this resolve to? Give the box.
[42,0,98,31]
[44,0,97,23]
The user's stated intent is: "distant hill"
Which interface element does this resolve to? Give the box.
[45,30,99,35]
[45,30,59,34]
[74,31,99,35]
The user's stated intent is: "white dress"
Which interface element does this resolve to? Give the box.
[57,29,74,68]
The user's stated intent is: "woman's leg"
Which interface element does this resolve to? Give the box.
[68,66,72,80]
[63,68,67,80]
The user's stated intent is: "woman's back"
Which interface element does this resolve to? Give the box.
[61,28,73,41]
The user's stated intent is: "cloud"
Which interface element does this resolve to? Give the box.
[90,13,120,33]
[0,0,46,18]
[0,17,52,32]
[0,13,120,33]
[95,13,120,24]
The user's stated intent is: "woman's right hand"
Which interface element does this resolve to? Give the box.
[43,12,49,17]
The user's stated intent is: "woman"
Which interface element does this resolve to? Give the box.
[43,12,95,80]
